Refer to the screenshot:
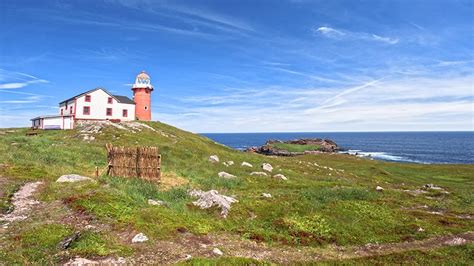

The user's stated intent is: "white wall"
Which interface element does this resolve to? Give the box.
[63,116,73,129]
[32,116,74,130]
[42,117,63,129]
[59,100,75,116]
[74,89,135,121]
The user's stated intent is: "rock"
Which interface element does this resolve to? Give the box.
[148,199,166,206]
[262,163,273,172]
[56,174,92,183]
[59,232,81,250]
[223,161,234,167]
[184,254,192,260]
[241,162,253,167]
[132,233,149,243]
[273,174,287,180]
[417,227,425,232]
[218,171,236,179]
[189,189,238,218]
[423,184,442,190]
[250,172,268,176]
[376,186,384,191]
[261,193,272,198]
[208,155,220,163]
[11,142,19,146]
[212,247,224,256]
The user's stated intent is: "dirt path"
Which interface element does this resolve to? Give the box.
[119,231,473,264]
[0,181,43,225]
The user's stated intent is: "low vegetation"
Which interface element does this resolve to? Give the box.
[0,122,473,264]
[270,142,322,152]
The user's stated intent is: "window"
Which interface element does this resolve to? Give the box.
[70,106,73,113]
[61,109,64,115]
[144,106,148,110]
[107,97,113,104]
[122,109,128,117]
[83,106,90,115]
[85,95,91,102]
[106,108,112,116]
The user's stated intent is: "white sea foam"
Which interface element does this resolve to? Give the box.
[340,150,428,164]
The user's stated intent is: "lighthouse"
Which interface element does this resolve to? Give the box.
[132,71,153,121]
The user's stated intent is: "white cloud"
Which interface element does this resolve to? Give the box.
[315,26,345,37]
[0,95,41,104]
[154,74,474,133]
[371,34,399,44]
[0,69,49,89]
[314,26,399,45]
[0,79,48,89]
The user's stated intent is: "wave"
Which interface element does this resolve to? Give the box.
[340,150,429,164]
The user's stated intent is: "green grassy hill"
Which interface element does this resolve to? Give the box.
[0,121,473,264]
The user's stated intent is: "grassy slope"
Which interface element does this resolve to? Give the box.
[0,122,473,264]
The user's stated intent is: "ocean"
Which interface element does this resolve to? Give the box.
[201,132,474,164]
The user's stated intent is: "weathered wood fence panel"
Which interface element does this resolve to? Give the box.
[106,143,161,181]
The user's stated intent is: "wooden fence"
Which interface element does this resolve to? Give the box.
[106,143,161,181]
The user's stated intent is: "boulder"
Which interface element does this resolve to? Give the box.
[148,199,166,206]
[273,174,287,180]
[58,232,81,250]
[189,189,238,218]
[376,186,384,191]
[213,247,224,256]
[250,172,268,176]
[241,162,253,167]
[262,163,273,172]
[132,233,149,243]
[423,184,442,190]
[208,155,220,163]
[261,193,272,198]
[56,174,92,183]
[223,161,234,167]
[218,172,236,179]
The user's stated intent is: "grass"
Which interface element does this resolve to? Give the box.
[271,142,322,152]
[0,122,473,264]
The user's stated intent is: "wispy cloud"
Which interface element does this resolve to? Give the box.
[0,69,49,89]
[0,95,42,104]
[315,26,345,37]
[110,0,254,32]
[314,26,399,44]
[156,73,474,132]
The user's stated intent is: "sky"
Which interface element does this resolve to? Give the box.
[0,0,473,132]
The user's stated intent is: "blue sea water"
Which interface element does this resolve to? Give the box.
[201,132,474,164]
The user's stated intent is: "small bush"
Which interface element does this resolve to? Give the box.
[283,214,331,238]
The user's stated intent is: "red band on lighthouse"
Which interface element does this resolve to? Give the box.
[132,71,153,121]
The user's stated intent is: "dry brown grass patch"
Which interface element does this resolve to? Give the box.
[160,171,189,190]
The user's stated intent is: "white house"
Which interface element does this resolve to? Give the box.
[31,88,136,129]
[31,71,154,130]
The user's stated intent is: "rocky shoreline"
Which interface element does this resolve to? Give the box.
[246,138,340,156]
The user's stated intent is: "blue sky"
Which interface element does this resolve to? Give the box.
[0,0,473,132]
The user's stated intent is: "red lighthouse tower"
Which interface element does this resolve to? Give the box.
[132,71,153,121]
